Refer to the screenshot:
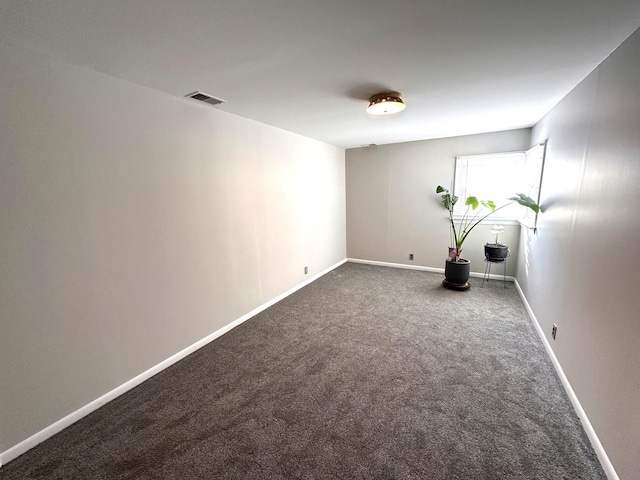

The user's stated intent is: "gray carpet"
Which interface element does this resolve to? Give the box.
[0,263,605,479]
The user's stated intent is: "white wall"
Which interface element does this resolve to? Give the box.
[0,40,346,457]
[517,28,640,479]
[346,130,531,276]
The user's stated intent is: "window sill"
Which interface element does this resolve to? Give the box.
[517,217,538,231]
[451,216,520,226]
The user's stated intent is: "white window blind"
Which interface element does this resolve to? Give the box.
[519,142,546,228]
[453,144,545,225]
[453,151,527,221]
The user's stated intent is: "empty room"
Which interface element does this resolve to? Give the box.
[1,1,639,479]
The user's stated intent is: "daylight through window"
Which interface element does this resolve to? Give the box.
[453,143,545,225]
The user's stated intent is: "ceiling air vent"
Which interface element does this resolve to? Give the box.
[185,91,227,107]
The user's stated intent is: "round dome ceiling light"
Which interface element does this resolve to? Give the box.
[366,91,406,115]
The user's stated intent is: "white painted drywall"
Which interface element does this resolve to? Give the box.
[345,130,531,276]
[0,40,345,456]
[517,28,640,479]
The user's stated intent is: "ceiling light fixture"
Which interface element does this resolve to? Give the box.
[366,91,406,115]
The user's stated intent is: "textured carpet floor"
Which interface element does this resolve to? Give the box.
[0,263,605,479]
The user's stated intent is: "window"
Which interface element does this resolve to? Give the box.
[453,143,545,226]
[519,142,546,229]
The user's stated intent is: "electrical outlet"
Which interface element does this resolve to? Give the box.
[304,266,308,275]
[409,253,414,261]
[552,324,557,340]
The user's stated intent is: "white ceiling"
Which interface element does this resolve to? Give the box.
[1,1,639,148]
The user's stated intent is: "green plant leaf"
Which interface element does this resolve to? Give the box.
[465,196,479,209]
[508,193,540,213]
[437,185,458,210]
[480,200,497,211]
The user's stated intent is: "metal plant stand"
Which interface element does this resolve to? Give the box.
[481,254,509,288]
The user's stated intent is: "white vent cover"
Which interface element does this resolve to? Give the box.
[184,91,227,106]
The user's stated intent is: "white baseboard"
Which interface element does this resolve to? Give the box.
[347,258,515,282]
[347,257,444,273]
[513,280,619,480]
[0,258,347,468]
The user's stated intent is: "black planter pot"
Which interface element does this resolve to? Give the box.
[484,244,509,261]
[444,258,471,288]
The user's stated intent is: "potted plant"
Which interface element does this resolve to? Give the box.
[485,224,509,261]
[436,185,540,289]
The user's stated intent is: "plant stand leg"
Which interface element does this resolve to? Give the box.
[481,258,508,288]
[481,260,491,287]
[502,257,507,288]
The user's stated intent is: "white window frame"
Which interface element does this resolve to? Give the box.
[453,151,527,224]
[452,143,545,228]
[518,142,546,230]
